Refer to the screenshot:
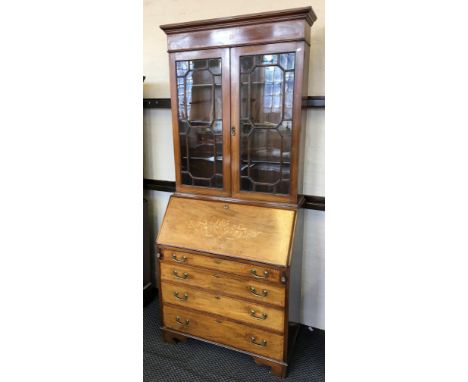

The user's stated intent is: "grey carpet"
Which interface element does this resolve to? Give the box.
[144,297,325,381]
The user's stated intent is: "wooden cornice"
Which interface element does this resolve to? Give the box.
[160,7,317,35]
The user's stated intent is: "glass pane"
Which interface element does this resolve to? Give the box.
[239,52,295,195]
[176,58,223,188]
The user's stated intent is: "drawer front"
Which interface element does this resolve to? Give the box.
[162,249,282,283]
[163,304,285,361]
[160,262,286,307]
[161,282,285,333]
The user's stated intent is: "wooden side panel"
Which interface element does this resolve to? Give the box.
[288,207,303,323]
[161,282,285,333]
[160,262,286,307]
[163,304,285,361]
[161,249,282,283]
[297,42,309,196]
[157,196,295,267]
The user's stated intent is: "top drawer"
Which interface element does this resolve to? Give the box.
[161,249,283,283]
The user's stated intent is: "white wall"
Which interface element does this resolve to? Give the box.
[143,0,324,98]
[144,0,325,329]
[302,209,325,327]
[143,109,174,181]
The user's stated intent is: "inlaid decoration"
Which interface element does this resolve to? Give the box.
[187,218,262,241]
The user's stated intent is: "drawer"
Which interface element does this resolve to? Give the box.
[161,281,285,333]
[163,304,285,361]
[160,262,285,307]
[162,249,282,283]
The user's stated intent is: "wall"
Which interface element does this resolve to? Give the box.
[143,0,325,329]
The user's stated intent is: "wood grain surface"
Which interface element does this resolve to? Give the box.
[161,281,285,333]
[160,262,286,307]
[161,248,283,282]
[163,304,285,361]
[157,196,296,266]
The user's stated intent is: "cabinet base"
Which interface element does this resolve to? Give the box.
[162,330,187,344]
[160,325,299,378]
[253,355,287,378]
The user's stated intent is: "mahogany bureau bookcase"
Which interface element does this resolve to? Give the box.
[156,7,317,378]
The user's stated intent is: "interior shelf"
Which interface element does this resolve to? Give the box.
[241,121,287,128]
[187,83,222,88]
[241,81,284,85]
[182,156,223,162]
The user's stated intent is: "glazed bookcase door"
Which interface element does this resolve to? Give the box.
[169,48,231,196]
[230,42,305,203]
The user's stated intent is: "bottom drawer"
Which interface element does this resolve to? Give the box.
[163,304,285,361]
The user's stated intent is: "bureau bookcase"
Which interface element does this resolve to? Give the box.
[156,7,316,378]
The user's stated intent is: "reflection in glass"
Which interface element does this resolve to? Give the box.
[176,58,223,188]
[239,53,295,195]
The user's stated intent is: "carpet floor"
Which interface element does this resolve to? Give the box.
[144,297,325,381]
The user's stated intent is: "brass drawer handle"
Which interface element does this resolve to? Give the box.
[249,286,268,297]
[250,309,268,320]
[250,269,269,279]
[175,316,189,326]
[173,270,188,279]
[250,336,267,347]
[172,253,187,263]
[174,291,188,301]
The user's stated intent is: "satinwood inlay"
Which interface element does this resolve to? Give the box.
[187,218,262,240]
